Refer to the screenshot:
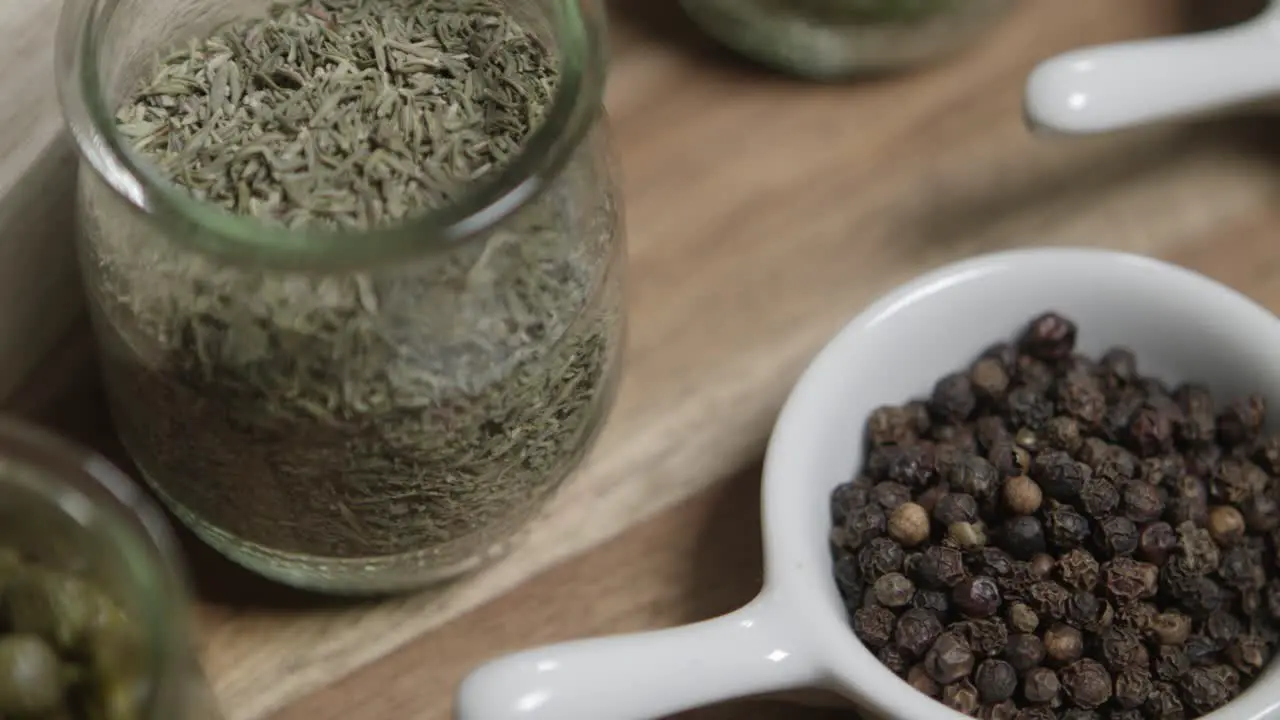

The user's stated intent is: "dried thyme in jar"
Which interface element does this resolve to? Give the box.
[65,0,624,594]
[680,0,1014,79]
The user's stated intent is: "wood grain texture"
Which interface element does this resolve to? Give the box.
[11,0,1280,718]
[0,0,86,400]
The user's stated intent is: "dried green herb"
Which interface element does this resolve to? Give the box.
[84,0,621,581]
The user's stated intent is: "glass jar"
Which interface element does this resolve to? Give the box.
[0,415,219,719]
[681,0,1015,80]
[56,0,625,594]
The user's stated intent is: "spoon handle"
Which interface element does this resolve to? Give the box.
[453,591,820,720]
[1024,18,1280,135]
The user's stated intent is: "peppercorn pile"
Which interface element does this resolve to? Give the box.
[829,312,1280,720]
[0,549,145,719]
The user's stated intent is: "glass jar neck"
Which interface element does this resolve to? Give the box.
[55,0,610,273]
[0,417,201,719]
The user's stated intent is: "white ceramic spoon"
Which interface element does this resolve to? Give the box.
[1025,2,1280,135]
[453,247,1280,720]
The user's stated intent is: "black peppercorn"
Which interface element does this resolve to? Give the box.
[877,645,910,676]
[1241,491,1280,532]
[1044,501,1090,552]
[941,679,981,715]
[1128,405,1175,457]
[933,492,979,526]
[1145,682,1185,720]
[1102,557,1159,602]
[1119,480,1165,523]
[974,659,1018,703]
[894,608,943,659]
[1055,549,1098,593]
[951,455,1000,500]
[1114,601,1153,635]
[857,537,905,581]
[1001,476,1043,516]
[931,372,977,423]
[1018,313,1077,361]
[1175,521,1221,575]
[887,502,930,548]
[834,504,886,551]
[831,480,870,526]
[1137,521,1177,565]
[852,606,896,649]
[955,618,1009,658]
[1042,415,1082,454]
[1007,603,1038,634]
[1182,665,1239,713]
[911,589,951,620]
[972,358,1011,404]
[1095,515,1140,558]
[925,632,975,685]
[1029,554,1055,580]
[866,405,919,447]
[1218,544,1266,593]
[833,554,862,607]
[1218,395,1266,447]
[1060,658,1112,709]
[1064,591,1105,631]
[873,572,915,608]
[1058,374,1107,430]
[1226,634,1270,677]
[907,663,940,698]
[1210,459,1268,505]
[1149,611,1192,646]
[1154,645,1191,681]
[1113,667,1153,710]
[1208,505,1246,547]
[1001,516,1047,560]
[1003,633,1046,673]
[1028,581,1070,622]
[1042,622,1083,667]
[1007,386,1055,432]
[1078,477,1118,520]
[1099,627,1149,673]
[953,576,1001,619]
[980,699,1019,720]
[1022,666,1060,705]
[913,545,966,589]
[1031,451,1088,501]
[1184,634,1221,666]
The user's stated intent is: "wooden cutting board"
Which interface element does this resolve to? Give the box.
[7,0,1280,718]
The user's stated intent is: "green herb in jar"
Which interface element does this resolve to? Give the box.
[680,0,1013,79]
[87,0,622,589]
[0,550,147,720]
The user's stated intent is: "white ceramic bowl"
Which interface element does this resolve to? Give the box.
[1024,1,1280,135]
[455,247,1280,720]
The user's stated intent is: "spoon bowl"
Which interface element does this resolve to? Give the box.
[455,247,1280,720]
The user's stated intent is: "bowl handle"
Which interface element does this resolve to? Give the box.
[453,590,822,720]
[1023,15,1280,135]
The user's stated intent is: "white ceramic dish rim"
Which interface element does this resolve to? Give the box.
[456,247,1280,720]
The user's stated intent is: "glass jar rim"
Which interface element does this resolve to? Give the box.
[0,414,194,717]
[55,0,609,273]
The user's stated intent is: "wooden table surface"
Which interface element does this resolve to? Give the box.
[8,0,1280,718]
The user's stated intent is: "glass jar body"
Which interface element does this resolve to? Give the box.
[681,0,1015,79]
[0,417,217,720]
[66,0,625,594]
